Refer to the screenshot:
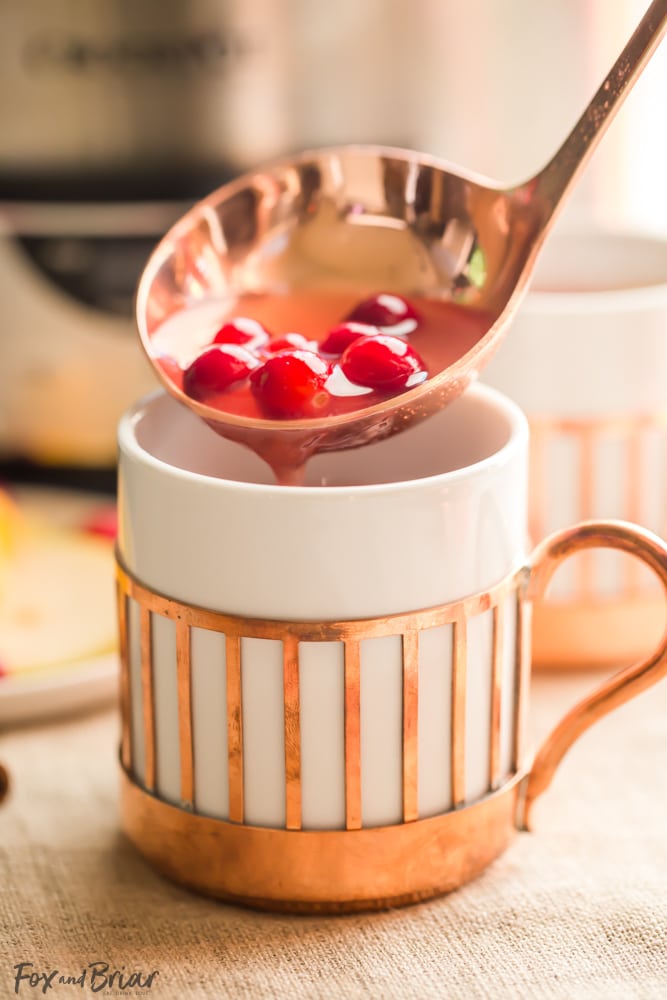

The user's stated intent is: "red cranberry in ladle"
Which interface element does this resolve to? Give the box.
[345,293,419,334]
[184,344,260,400]
[212,318,270,351]
[250,350,331,418]
[340,334,426,392]
[319,322,379,357]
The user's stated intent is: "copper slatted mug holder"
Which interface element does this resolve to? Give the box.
[118,522,667,913]
[530,412,667,668]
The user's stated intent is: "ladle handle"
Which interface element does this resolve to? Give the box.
[531,0,667,228]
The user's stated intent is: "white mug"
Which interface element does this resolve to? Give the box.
[116,384,667,911]
[483,227,667,668]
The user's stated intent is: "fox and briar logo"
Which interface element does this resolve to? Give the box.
[12,961,159,994]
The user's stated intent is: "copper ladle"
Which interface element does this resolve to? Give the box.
[137,0,667,480]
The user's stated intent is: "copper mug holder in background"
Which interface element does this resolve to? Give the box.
[117,520,667,914]
[530,412,667,668]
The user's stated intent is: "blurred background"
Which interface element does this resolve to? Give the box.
[0,0,665,483]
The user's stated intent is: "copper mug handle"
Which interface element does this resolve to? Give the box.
[519,520,667,830]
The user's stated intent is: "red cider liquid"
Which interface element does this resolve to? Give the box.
[152,290,492,483]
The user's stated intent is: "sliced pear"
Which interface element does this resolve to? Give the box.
[0,525,117,675]
[0,490,24,596]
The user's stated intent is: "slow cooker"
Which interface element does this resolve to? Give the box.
[0,1,661,471]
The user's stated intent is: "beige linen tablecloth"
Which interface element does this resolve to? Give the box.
[1,671,667,1000]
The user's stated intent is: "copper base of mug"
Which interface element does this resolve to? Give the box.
[120,766,524,914]
[532,594,666,670]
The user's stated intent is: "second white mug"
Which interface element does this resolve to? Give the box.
[483,227,667,668]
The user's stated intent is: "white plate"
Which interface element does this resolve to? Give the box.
[0,651,118,726]
[0,484,118,727]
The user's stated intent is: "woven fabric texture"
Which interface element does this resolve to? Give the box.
[1,671,667,1000]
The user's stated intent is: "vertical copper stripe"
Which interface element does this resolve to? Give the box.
[625,430,643,523]
[512,593,532,773]
[117,582,131,771]
[578,427,596,599]
[283,635,302,831]
[176,620,194,807]
[489,602,504,791]
[140,606,156,792]
[529,423,548,543]
[451,617,467,808]
[625,431,644,595]
[578,426,596,513]
[344,640,362,830]
[226,636,244,823]
[402,631,419,823]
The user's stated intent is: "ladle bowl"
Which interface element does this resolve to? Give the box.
[136,0,666,475]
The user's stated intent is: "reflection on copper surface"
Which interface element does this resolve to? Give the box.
[140,606,155,793]
[120,766,523,913]
[489,603,505,790]
[450,616,467,809]
[283,635,302,831]
[513,582,532,774]
[401,630,419,824]
[176,621,194,808]
[225,636,244,824]
[117,581,131,773]
[344,640,362,831]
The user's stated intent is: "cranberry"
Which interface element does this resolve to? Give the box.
[340,335,426,392]
[265,332,317,354]
[346,293,419,334]
[319,322,379,357]
[212,317,270,351]
[82,506,118,541]
[250,350,331,418]
[184,344,260,401]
